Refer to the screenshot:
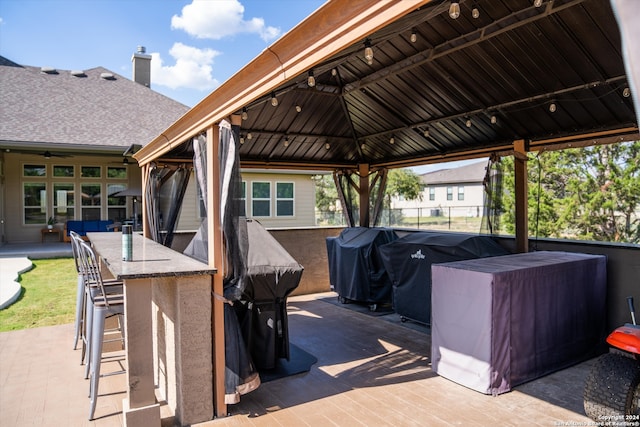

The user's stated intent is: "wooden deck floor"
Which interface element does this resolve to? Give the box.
[0,292,595,426]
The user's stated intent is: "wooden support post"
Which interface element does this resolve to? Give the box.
[358,163,370,227]
[207,124,227,418]
[514,139,529,253]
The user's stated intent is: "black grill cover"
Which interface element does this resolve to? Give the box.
[236,219,304,370]
[326,227,398,304]
[379,232,509,325]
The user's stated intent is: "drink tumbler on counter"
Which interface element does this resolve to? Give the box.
[122,225,132,261]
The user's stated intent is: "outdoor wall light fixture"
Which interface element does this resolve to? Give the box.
[307,70,316,87]
[449,1,460,19]
[122,157,129,166]
[271,92,278,107]
[241,107,248,120]
[364,39,374,65]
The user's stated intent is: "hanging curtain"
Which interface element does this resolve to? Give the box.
[144,163,167,243]
[369,168,388,227]
[333,170,358,227]
[183,134,208,262]
[162,165,191,248]
[481,154,504,235]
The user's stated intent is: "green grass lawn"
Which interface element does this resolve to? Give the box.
[0,258,76,331]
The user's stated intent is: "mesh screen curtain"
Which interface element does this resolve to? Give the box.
[144,163,191,246]
[480,154,504,235]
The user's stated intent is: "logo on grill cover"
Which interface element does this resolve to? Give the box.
[411,249,426,259]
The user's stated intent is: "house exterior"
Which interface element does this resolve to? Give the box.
[0,53,321,244]
[0,51,189,244]
[392,160,487,218]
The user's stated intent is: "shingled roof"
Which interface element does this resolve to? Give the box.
[0,55,189,156]
[421,160,487,185]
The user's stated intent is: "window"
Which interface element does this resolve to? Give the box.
[23,182,46,224]
[53,165,74,178]
[107,166,127,179]
[446,186,453,201]
[429,187,435,201]
[252,182,270,217]
[107,184,126,222]
[276,182,294,217]
[81,166,101,178]
[81,183,101,220]
[23,164,46,177]
[53,183,75,222]
[458,186,465,201]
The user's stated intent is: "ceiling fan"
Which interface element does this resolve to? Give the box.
[43,151,71,159]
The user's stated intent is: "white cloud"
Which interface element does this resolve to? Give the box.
[171,0,281,42]
[150,43,220,91]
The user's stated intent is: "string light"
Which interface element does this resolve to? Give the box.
[389,136,395,144]
[284,137,289,147]
[364,39,374,65]
[331,68,337,77]
[623,87,631,98]
[241,107,248,120]
[472,2,480,19]
[307,70,315,87]
[410,29,417,43]
[423,128,430,137]
[466,118,472,127]
[296,105,302,113]
[549,102,557,113]
[240,136,245,144]
[449,1,460,19]
[247,133,253,140]
[491,115,497,124]
[271,92,278,107]
[534,0,543,7]
[325,143,331,150]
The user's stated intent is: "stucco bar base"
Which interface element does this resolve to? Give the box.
[152,275,214,425]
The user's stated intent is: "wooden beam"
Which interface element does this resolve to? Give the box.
[513,139,528,253]
[208,125,227,418]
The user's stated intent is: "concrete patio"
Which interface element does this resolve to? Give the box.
[1,288,596,427]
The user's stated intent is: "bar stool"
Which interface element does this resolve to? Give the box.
[78,240,126,421]
[70,231,122,369]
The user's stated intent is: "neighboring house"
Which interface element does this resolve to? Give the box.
[0,52,320,244]
[392,160,487,218]
[0,50,189,244]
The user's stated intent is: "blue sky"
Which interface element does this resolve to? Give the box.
[0,0,477,174]
[0,0,325,107]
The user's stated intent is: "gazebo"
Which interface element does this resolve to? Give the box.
[131,0,639,423]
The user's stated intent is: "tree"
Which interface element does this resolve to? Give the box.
[497,141,640,243]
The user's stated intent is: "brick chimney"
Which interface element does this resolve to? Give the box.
[131,46,151,87]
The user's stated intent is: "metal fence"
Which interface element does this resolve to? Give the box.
[316,206,484,233]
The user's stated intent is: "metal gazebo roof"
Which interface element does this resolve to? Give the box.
[136,0,638,170]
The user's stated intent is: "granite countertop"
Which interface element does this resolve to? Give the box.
[87,232,216,280]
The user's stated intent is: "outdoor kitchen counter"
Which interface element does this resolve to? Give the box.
[87,232,216,427]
